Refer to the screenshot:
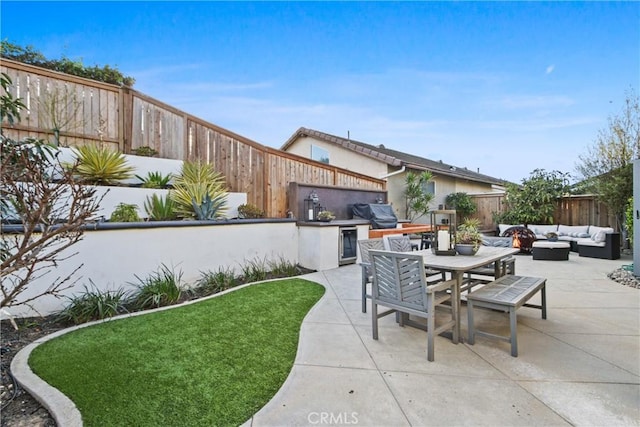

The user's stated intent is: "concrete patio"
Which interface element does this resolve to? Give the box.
[247,252,639,426]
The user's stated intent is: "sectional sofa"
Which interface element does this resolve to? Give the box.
[496,223,620,260]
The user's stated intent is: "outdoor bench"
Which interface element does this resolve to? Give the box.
[467,275,547,357]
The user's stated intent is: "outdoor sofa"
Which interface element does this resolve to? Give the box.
[497,223,620,260]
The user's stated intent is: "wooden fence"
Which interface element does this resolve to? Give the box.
[470,193,618,233]
[1,59,385,217]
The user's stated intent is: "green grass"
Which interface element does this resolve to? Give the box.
[29,278,325,427]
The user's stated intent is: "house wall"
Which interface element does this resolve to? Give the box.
[286,136,388,178]
[285,135,500,224]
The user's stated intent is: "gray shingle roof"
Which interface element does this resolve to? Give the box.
[282,127,509,186]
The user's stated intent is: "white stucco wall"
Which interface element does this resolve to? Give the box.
[5,221,299,317]
[93,186,246,220]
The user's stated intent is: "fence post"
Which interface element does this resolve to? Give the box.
[119,87,134,153]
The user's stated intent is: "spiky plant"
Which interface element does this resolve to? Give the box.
[135,171,173,189]
[170,160,228,219]
[72,145,135,185]
[144,193,177,221]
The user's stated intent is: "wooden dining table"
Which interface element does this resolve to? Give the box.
[413,246,520,340]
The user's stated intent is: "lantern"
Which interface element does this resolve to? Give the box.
[304,190,320,221]
[430,209,457,255]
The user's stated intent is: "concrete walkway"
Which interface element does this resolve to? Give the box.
[246,253,639,426]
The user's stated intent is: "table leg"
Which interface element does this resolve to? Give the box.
[453,271,462,343]
[509,306,518,357]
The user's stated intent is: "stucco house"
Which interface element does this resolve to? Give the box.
[281,127,508,223]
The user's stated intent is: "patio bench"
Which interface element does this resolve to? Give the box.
[467,275,547,357]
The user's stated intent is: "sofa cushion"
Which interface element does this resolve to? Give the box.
[527,224,558,236]
[558,225,589,236]
[588,226,614,243]
[578,238,606,248]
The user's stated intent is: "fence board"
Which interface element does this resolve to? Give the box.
[471,194,618,232]
[1,59,385,218]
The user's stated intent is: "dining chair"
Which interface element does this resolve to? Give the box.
[369,249,458,362]
[382,234,415,252]
[383,235,447,284]
[357,238,384,313]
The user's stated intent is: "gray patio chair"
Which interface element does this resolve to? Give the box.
[358,238,384,313]
[369,249,458,362]
[383,235,447,284]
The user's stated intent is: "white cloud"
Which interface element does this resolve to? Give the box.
[546,65,555,74]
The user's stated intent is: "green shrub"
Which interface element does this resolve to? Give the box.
[1,40,135,86]
[196,266,238,295]
[72,145,135,185]
[144,194,177,221]
[267,256,300,277]
[110,203,140,222]
[136,171,172,189]
[170,160,228,219]
[237,203,265,219]
[131,146,158,157]
[445,192,477,222]
[129,264,183,310]
[57,283,127,324]
[239,257,268,283]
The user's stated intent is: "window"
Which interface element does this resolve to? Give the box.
[311,145,330,164]
[422,181,436,195]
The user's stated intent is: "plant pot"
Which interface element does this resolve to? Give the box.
[455,244,478,256]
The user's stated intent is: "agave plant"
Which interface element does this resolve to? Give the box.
[144,193,177,221]
[170,160,228,219]
[192,194,226,220]
[72,145,135,185]
[135,171,173,189]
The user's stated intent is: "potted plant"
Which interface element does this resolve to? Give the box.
[455,218,483,255]
[316,210,336,222]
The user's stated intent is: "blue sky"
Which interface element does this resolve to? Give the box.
[2,1,638,184]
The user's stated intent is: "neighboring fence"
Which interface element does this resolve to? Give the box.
[471,193,618,233]
[1,59,385,217]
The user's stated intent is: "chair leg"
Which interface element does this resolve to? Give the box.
[361,276,367,313]
[372,302,379,340]
[427,300,435,362]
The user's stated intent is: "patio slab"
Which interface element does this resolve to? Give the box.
[247,252,639,427]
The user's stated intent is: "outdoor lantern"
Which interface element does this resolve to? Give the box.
[430,209,457,255]
[304,190,320,221]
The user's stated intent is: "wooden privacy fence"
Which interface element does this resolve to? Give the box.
[1,59,385,217]
[470,193,618,232]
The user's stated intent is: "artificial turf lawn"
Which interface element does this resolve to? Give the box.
[29,278,325,427]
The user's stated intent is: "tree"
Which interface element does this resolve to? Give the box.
[494,169,570,225]
[1,74,103,313]
[403,170,434,221]
[575,88,639,232]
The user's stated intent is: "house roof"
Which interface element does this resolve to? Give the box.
[282,127,510,187]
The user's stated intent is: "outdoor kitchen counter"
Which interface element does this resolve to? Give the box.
[296,219,370,227]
